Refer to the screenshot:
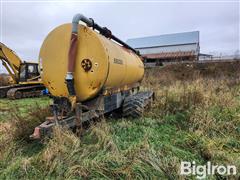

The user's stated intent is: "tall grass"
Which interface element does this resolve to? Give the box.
[0,65,240,179]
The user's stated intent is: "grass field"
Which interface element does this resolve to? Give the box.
[0,64,240,179]
[0,97,51,122]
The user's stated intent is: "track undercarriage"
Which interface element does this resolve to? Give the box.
[0,84,45,99]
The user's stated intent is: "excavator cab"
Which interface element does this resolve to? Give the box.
[19,62,40,82]
[0,42,45,99]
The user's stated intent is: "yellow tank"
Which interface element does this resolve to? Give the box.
[39,23,144,102]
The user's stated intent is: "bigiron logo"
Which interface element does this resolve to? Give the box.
[180,161,237,179]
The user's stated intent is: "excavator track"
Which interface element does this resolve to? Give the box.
[0,84,21,98]
[123,91,154,118]
[6,84,45,99]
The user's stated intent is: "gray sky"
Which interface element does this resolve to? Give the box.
[0,1,239,72]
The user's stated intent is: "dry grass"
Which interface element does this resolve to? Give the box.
[0,63,240,179]
[143,61,240,87]
[10,105,51,141]
[0,103,50,150]
[38,123,181,179]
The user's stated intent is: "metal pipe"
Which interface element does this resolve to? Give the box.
[72,13,139,54]
[66,13,140,96]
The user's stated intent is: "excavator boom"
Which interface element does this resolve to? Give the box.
[0,42,21,83]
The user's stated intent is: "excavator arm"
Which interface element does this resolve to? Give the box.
[0,42,22,83]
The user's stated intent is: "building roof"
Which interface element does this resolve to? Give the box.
[126,31,199,49]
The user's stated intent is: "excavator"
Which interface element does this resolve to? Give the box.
[0,42,45,99]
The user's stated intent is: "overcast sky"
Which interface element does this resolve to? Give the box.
[0,1,239,72]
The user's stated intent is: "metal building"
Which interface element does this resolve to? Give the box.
[127,31,200,65]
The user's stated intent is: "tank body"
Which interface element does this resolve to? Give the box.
[39,24,144,101]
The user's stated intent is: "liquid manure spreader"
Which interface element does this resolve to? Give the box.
[31,14,154,139]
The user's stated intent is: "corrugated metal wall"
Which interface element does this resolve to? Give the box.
[137,44,199,55]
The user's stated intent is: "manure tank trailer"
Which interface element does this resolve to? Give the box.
[31,14,154,139]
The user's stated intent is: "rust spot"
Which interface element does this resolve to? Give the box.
[92,82,101,90]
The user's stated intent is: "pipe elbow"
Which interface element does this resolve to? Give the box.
[72,13,94,33]
[72,13,84,24]
[72,14,83,33]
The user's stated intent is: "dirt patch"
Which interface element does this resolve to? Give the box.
[0,74,12,86]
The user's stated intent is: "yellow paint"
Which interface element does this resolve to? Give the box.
[39,24,144,102]
[0,42,42,85]
[0,42,22,83]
